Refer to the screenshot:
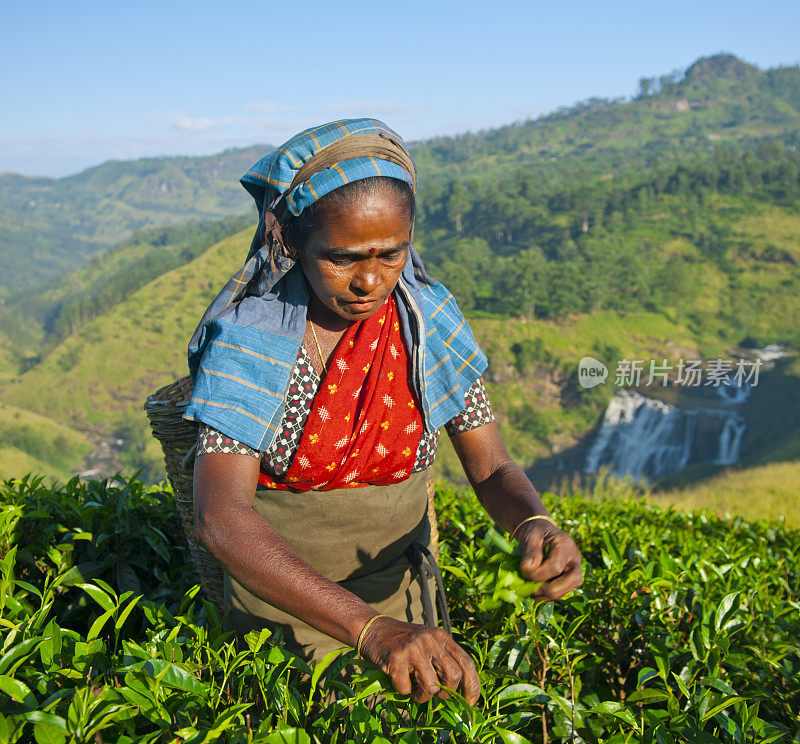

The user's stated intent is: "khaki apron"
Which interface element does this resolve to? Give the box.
[223,469,443,662]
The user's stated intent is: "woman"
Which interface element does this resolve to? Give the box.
[186,119,582,706]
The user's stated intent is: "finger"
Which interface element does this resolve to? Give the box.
[442,638,481,706]
[534,562,583,600]
[431,649,463,700]
[525,552,567,583]
[519,536,545,575]
[410,656,442,704]
[523,535,577,582]
[386,659,414,698]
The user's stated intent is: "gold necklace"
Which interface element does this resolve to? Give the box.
[309,320,327,376]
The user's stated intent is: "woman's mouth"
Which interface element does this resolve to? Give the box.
[345,298,379,312]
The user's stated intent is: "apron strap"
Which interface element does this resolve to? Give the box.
[405,542,452,637]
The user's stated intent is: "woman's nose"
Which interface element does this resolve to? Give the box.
[352,263,381,295]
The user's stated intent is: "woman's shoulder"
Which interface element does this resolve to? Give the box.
[418,278,482,357]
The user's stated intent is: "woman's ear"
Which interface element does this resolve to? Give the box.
[283,239,298,260]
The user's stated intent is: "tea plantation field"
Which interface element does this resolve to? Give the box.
[1,475,797,743]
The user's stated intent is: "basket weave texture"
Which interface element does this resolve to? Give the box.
[144,376,440,615]
[144,376,225,611]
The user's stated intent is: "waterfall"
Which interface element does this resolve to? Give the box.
[584,389,747,483]
[714,415,746,465]
[716,382,751,404]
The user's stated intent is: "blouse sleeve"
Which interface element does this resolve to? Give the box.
[444,377,495,436]
[197,423,261,459]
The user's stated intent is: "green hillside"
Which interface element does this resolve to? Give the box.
[2,230,251,480]
[0,225,696,482]
[0,401,92,481]
[415,144,800,348]
[35,215,252,339]
[654,459,800,527]
[0,340,18,384]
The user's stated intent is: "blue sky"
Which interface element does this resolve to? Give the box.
[1,0,799,177]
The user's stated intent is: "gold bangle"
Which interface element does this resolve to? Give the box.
[356,614,387,658]
[510,514,557,542]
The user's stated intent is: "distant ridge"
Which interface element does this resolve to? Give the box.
[0,145,268,299]
[3,54,800,299]
[0,143,271,185]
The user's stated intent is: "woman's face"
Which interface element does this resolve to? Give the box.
[297,187,412,326]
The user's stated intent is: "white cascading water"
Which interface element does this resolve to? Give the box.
[584,389,747,482]
[716,382,751,404]
[714,415,747,465]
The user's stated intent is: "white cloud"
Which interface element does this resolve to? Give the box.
[323,99,411,116]
[245,101,299,114]
[0,102,427,177]
[148,106,312,137]
[149,111,236,133]
[169,115,217,132]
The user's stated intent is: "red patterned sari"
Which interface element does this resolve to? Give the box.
[257,296,424,491]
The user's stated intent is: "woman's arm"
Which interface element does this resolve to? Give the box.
[449,422,583,600]
[193,451,480,704]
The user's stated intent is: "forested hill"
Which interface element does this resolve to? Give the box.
[0,146,264,298]
[2,53,800,299]
[415,140,800,347]
[410,54,800,183]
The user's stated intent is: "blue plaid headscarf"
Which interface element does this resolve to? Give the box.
[242,119,414,219]
[185,118,487,451]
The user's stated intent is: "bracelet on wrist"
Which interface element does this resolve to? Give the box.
[356,614,387,658]
[510,514,557,542]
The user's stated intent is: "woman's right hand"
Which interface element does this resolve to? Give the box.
[195,454,478,703]
[358,616,481,705]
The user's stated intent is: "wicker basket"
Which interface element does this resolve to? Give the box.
[144,376,440,615]
[144,377,225,611]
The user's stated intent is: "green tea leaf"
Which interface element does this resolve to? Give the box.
[0,674,37,708]
[87,609,115,641]
[258,727,312,743]
[627,689,670,704]
[494,727,532,744]
[77,583,115,613]
[714,592,741,632]
[115,594,143,631]
[497,683,550,706]
[701,696,744,722]
[0,636,46,676]
[33,722,67,744]
[309,646,351,702]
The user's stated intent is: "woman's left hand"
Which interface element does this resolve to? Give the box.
[516,520,583,600]
[449,423,583,600]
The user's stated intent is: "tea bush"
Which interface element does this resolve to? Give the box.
[0,474,797,743]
